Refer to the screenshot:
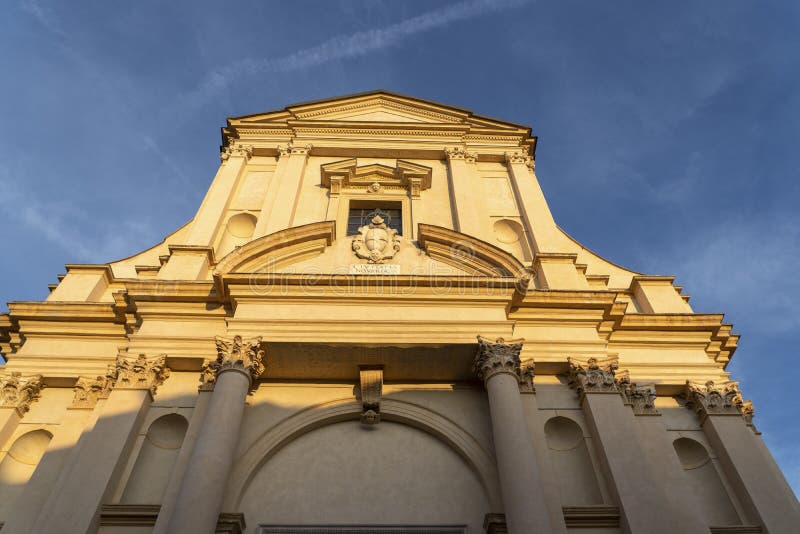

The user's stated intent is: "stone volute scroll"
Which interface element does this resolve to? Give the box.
[358,366,384,425]
[0,372,44,415]
[473,336,533,392]
[200,335,266,392]
[685,380,754,425]
[114,353,170,395]
[567,356,620,399]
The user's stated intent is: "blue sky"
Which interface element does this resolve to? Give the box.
[1,0,798,494]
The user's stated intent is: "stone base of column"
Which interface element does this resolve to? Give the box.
[216,512,246,534]
[483,513,507,534]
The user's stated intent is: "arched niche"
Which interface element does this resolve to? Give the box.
[492,218,531,262]
[544,416,603,505]
[0,429,52,519]
[238,419,489,531]
[226,398,501,520]
[673,437,740,525]
[217,212,258,257]
[121,413,188,504]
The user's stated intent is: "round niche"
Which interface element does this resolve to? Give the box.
[226,213,257,239]
[493,219,523,244]
[544,416,584,451]
[146,414,188,449]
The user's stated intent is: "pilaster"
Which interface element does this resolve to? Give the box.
[445,147,484,238]
[0,372,43,447]
[504,151,561,253]
[264,143,312,235]
[185,142,253,246]
[32,354,169,534]
[568,356,702,533]
[686,381,800,531]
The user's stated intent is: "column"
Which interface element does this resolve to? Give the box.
[568,357,694,534]
[505,151,562,253]
[687,381,800,532]
[473,337,554,534]
[445,147,484,238]
[184,143,253,246]
[32,355,169,534]
[166,335,265,534]
[263,143,311,235]
[0,373,43,448]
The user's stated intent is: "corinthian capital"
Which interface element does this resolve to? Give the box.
[568,356,620,398]
[505,151,535,170]
[114,354,170,395]
[0,372,43,415]
[220,143,254,161]
[686,380,753,423]
[445,146,477,163]
[617,372,658,415]
[473,336,531,390]
[200,335,266,391]
[71,374,113,409]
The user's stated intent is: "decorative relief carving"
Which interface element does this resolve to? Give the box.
[473,336,532,392]
[617,372,658,415]
[359,366,383,425]
[115,354,169,394]
[220,143,253,161]
[445,146,478,163]
[686,380,754,423]
[567,356,620,398]
[0,372,43,415]
[504,151,535,170]
[200,335,266,391]
[71,374,113,409]
[352,215,401,264]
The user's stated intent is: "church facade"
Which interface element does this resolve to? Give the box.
[0,91,797,534]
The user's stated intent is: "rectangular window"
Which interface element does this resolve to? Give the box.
[259,527,467,534]
[347,200,403,236]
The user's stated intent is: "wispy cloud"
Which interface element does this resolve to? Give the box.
[0,167,157,263]
[175,0,530,117]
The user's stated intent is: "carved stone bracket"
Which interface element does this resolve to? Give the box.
[504,151,535,170]
[445,146,478,163]
[686,380,754,424]
[71,374,114,409]
[0,372,44,415]
[359,366,383,425]
[617,371,658,415]
[568,356,620,399]
[220,143,253,161]
[201,335,266,392]
[114,354,169,395]
[474,336,532,392]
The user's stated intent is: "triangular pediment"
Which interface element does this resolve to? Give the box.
[227,90,529,132]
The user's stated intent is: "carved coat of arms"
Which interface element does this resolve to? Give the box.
[352,215,401,264]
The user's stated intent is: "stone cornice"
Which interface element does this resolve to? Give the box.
[0,372,44,415]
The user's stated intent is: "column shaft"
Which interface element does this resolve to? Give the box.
[166,369,250,534]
